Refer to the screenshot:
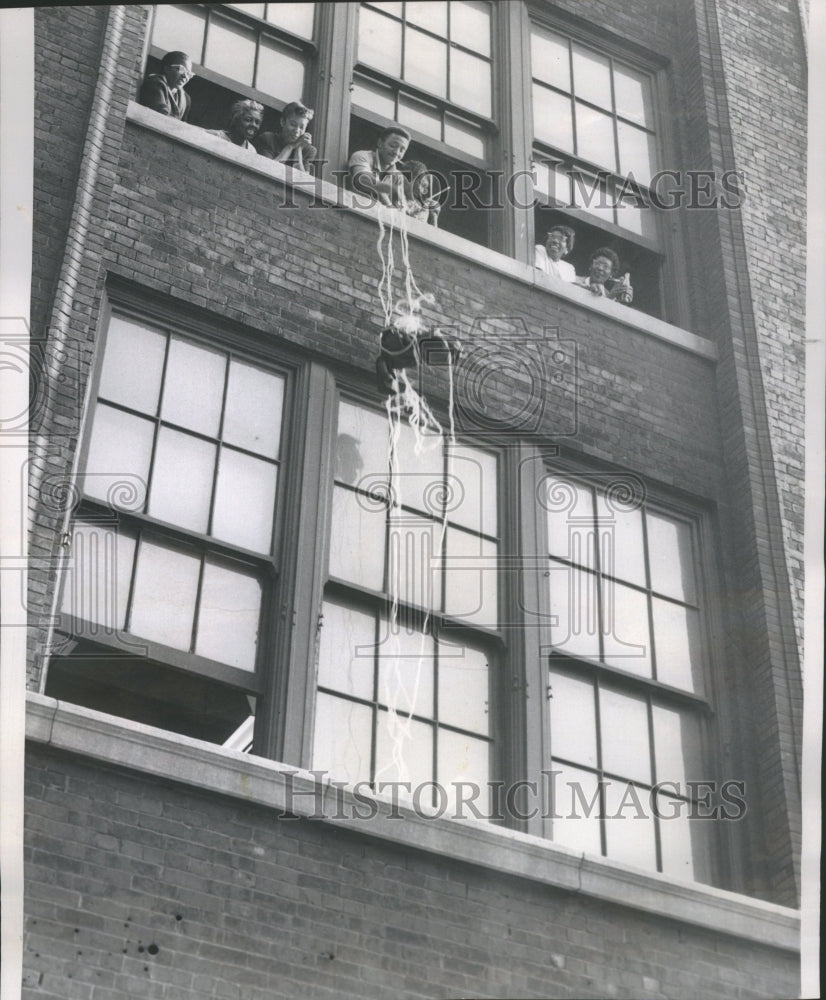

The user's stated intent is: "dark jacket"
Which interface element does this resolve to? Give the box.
[140,74,191,121]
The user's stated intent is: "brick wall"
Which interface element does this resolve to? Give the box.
[23,746,799,1000]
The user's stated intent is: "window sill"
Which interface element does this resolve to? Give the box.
[126,103,717,363]
[27,692,798,952]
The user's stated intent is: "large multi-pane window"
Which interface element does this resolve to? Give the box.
[538,471,715,882]
[314,397,499,813]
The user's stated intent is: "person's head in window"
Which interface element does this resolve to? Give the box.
[545,225,575,262]
[227,99,264,146]
[376,127,411,170]
[279,101,314,145]
[160,51,192,91]
[581,247,633,304]
[140,50,192,120]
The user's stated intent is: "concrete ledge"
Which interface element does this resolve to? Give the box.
[27,693,799,953]
[126,103,718,362]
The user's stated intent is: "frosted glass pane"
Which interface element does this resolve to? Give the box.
[407,0,447,35]
[448,446,497,535]
[318,601,376,701]
[530,27,569,90]
[161,338,225,437]
[378,629,434,719]
[265,2,315,38]
[614,65,654,128]
[85,404,153,511]
[404,28,447,96]
[533,84,573,153]
[148,427,215,533]
[369,1,402,14]
[444,530,497,626]
[230,3,266,17]
[224,362,284,461]
[617,121,656,186]
[652,705,704,788]
[375,711,432,792]
[358,6,402,77]
[575,102,615,170]
[616,195,656,239]
[550,763,602,857]
[548,564,600,660]
[595,492,645,587]
[257,38,305,104]
[444,115,486,158]
[352,77,396,118]
[395,421,443,491]
[658,795,714,884]
[99,317,165,413]
[196,562,261,669]
[438,731,490,817]
[312,692,372,786]
[652,600,703,693]
[62,522,135,632]
[603,779,657,870]
[646,512,696,603]
[450,48,490,116]
[388,511,442,611]
[548,668,597,767]
[572,44,611,109]
[599,686,651,783]
[336,401,390,485]
[329,485,385,590]
[398,95,442,140]
[130,540,200,650]
[212,449,277,553]
[601,580,651,676]
[438,641,489,734]
[450,1,490,56]
[151,4,206,60]
[204,16,256,85]
[571,170,610,218]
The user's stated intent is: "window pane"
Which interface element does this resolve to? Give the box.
[398,94,442,141]
[595,492,645,588]
[352,76,397,118]
[230,2,266,17]
[407,0,447,36]
[62,522,136,632]
[658,795,714,884]
[550,763,602,857]
[312,692,372,785]
[265,1,315,38]
[614,65,654,129]
[652,705,704,788]
[571,44,611,110]
[438,640,489,734]
[388,511,442,611]
[533,84,573,151]
[329,485,386,590]
[570,170,610,218]
[368,1,402,15]
[603,778,657,869]
[394,421,443,489]
[548,564,600,660]
[530,27,569,90]
[548,668,597,767]
[652,599,703,693]
[438,730,490,816]
[599,685,651,783]
[376,711,433,793]
[148,427,216,533]
[444,529,497,626]
[543,476,596,568]
[450,1,490,56]
[646,512,696,603]
[404,28,447,97]
[448,445,497,536]
[204,16,256,85]
[196,562,261,669]
[318,601,376,701]
[151,4,206,61]
[575,102,616,169]
[98,317,166,414]
[601,579,652,676]
[257,37,306,104]
[161,338,225,438]
[337,401,390,485]
[84,405,153,511]
[377,628,435,719]
[224,362,284,461]
[130,540,200,651]
[450,48,491,116]
[617,121,656,187]
[212,448,277,553]
[443,120,483,162]
[616,193,656,239]
[358,6,402,77]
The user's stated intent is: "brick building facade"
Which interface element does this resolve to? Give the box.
[22,2,805,997]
